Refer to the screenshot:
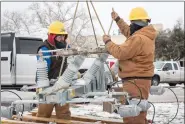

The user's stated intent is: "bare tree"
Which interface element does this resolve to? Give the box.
[2,11,22,33]
[2,10,34,34]
[20,13,33,34]
[28,2,48,28]
[28,2,92,48]
[1,2,100,48]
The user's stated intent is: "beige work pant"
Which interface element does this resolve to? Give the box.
[121,79,151,124]
[36,103,71,124]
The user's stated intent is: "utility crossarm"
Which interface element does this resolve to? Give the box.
[34,47,107,58]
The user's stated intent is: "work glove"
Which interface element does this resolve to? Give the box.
[77,71,82,78]
[111,10,119,20]
[56,49,64,56]
[36,88,42,94]
[103,35,111,44]
[111,10,121,22]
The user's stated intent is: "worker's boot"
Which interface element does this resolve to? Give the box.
[36,103,54,123]
[55,103,71,121]
[123,112,148,124]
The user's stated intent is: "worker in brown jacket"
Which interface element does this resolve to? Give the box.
[103,7,157,124]
[36,21,71,123]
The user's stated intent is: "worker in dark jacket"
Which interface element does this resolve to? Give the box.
[36,21,71,122]
[103,7,157,124]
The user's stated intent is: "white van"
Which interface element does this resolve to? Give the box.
[1,32,43,89]
[1,32,118,89]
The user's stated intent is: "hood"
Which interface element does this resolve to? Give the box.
[135,24,157,40]
[48,34,57,46]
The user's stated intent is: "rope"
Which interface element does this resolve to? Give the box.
[87,2,115,82]
[86,1,98,47]
[108,8,114,35]
[108,20,113,35]
[90,0,106,35]
[71,1,79,33]
[68,0,80,47]
[59,0,79,77]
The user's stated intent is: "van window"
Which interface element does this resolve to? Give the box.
[1,34,14,51]
[16,38,43,54]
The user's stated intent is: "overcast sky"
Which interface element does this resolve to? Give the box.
[1,2,184,35]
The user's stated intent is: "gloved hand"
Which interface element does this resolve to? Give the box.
[111,10,119,20]
[103,35,111,44]
[36,88,42,94]
[56,49,64,56]
[77,71,82,78]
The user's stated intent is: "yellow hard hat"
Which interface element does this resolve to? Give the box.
[48,21,68,35]
[129,7,150,21]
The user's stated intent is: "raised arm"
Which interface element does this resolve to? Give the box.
[111,11,130,38]
[104,35,142,61]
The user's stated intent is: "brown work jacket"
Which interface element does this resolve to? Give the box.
[106,18,157,78]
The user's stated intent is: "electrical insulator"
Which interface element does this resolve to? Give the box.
[129,99,151,111]
[41,55,85,96]
[1,106,16,119]
[36,58,49,88]
[118,105,141,118]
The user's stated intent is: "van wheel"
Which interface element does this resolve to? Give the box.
[169,83,177,86]
[152,76,159,86]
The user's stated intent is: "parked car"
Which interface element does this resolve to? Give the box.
[152,61,184,86]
